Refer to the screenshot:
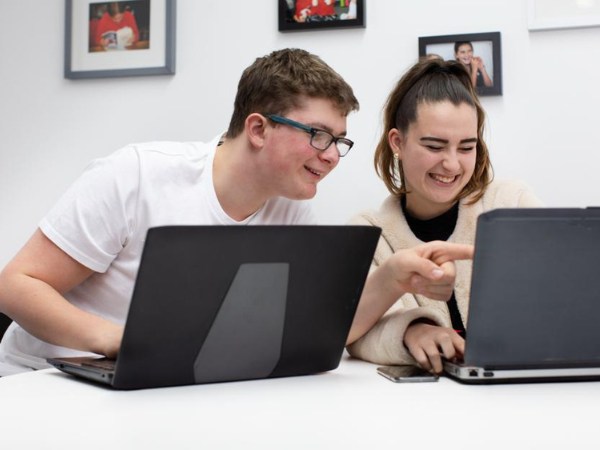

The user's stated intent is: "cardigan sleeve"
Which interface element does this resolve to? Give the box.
[347,302,448,365]
[348,213,393,269]
[346,212,450,365]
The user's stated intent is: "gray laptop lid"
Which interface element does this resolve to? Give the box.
[464,207,600,370]
[51,225,380,389]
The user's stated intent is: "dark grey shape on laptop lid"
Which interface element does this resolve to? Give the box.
[193,263,288,383]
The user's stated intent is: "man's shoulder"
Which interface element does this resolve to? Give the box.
[81,139,216,181]
[102,138,218,168]
[125,140,212,159]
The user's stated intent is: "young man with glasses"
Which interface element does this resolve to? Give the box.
[0,48,470,375]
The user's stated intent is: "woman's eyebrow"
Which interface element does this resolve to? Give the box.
[420,136,477,144]
[420,136,448,144]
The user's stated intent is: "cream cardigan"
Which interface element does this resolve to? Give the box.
[347,179,543,365]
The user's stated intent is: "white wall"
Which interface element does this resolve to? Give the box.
[1,0,600,268]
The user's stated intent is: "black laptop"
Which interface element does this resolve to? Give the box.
[444,207,600,383]
[48,225,381,389]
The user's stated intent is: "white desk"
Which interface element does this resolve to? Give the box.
[1,355,598,449]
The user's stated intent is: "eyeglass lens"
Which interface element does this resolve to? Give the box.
[311,130,352,156]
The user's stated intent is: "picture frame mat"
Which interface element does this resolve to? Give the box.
[69,0,167,72]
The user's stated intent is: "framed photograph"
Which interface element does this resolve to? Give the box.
[65,0,176,79]
[528,0,600,31]
[278,0,365,32]
[418,32,502,97]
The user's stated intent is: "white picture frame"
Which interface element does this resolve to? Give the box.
[528,0,600,31]
[65,0,176,79]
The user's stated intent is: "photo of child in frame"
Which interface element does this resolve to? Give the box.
[88,1,151,52]
[279,0,364,31]
[418,32,502,96]
[290,0,356,23]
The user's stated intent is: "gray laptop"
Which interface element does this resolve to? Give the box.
[444,207,600,383]
[48,225,380,389]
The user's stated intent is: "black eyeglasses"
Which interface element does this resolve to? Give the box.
[266,114,354,157]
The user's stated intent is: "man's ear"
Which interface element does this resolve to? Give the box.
[245,113,268,150]
[388,128,404,158]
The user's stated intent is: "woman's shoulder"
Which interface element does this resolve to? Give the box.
[348,195,400,226]
[486,178,531,193]
[481,178,543,208]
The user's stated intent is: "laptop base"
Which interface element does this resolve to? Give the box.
[48,356,115,386]
[444,360,600,384]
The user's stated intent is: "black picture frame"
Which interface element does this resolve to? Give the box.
[65,0,176,79]
[278,0,365,32]
[418,32,502,96]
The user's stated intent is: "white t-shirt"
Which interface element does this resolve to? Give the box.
[0,135,316,374]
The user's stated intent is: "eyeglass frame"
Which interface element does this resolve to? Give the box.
[265,114,354,157]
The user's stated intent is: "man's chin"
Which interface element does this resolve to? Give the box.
[290,186,318,201]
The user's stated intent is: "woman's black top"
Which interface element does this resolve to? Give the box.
[401,197,466,336]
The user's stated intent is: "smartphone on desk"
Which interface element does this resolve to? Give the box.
[377,365,439,383]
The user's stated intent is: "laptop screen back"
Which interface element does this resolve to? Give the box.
[465,208,600,369]
[112,225,380,389]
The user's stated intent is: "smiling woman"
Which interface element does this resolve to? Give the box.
[346,57,542,372]
[389,101,478,220]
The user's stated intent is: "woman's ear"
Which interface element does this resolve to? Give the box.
[388,128,404,158]
[245,113,268,150]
